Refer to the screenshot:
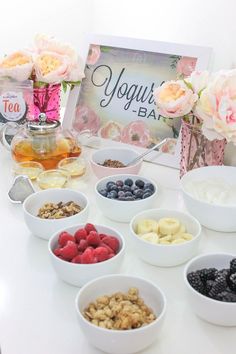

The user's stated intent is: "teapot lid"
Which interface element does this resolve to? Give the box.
[27,113,61,133]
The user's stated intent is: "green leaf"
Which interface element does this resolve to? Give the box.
[62,81,67,93]
[34,81,48,88]
[183,79,193,91]
[100,46,111,53]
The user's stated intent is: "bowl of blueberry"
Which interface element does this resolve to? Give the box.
[184,253,236,326]
[95,174,157,222]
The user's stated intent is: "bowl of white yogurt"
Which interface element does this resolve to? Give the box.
[180,166,236,232]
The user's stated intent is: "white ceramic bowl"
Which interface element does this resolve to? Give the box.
[180,166,236,232]
[184,253,236,326]
[130,208,202,267]
[23,188,89,240]
[90,147,142,179]
[95,174,158,223]
[75,274,166,354]
[48,224,125,287]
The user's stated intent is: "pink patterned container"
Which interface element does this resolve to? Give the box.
[180,119,226,178]
[29,83,61,121]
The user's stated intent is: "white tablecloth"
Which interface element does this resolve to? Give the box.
[0,145,236,354]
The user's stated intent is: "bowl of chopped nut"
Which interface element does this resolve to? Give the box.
[90,147,142,179]
[23,188,89,240]
[75,274,166,354]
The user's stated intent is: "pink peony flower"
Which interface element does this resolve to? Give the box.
[121,120,151,147]
[34,51,70,84]
[73,105,100,134]
[99,121,123,141]
[87,45,101,65]
[153,80,198,118]
[177,57,197,77]
[160,138,177,155]
[0,51,33,81]
[195,69,236,143]
[34,34,85,82]
[186,71,210,94]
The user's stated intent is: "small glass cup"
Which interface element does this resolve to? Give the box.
[58,157,86,177]
[37,169,70,189]
[13,161,45,180]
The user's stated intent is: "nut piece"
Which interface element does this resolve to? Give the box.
[83,288,156,330]
[37,201,83,219]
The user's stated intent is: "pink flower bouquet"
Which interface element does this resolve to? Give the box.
[153,69,236,144]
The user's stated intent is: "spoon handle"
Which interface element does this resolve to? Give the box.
[126,138,168,167]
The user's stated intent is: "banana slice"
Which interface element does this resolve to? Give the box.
[174,223,186,236]
[158,218,180,235]
[136,219,159,235]
[181,233,193,241]
[159,235,172,242]
[159,239,171,245]
[172,238,185,244]
[140,232,159,244]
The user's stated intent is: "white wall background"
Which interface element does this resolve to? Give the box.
[0,0,235,70]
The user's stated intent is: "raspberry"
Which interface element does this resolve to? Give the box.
[230,258,236,274]
[71,254,82,263]
[102,236,120,253]
[99,233,107,240]
[216,291,236,302]
[59,241,79,261]
[99,242,114,254]
[81,248,95,264]
[228,273,236,291]
[77,239,89,252]
[187,272,205,294]
[93,247,109,262]
[74,228,87,243]
[58,232,75,247]
[85,223,97,234]
[53,248,61,256]
[107,253,115,259]
[209,275,227,298]
[87,231,100,247]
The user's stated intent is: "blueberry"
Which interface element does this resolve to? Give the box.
[123,185,131,192]
[134,189,144,198]
[131,185,139,192]
[116,180,124,187]
[144,183,155,191]
[125,196,135,201]
[106,192,113,199]
[106,181,115,188]
[124,178,133,187]
[110,185,119,192]
[135,179,145,188]
[118,196,126,201]
[118,191,125,198]
[143,188,153,195]
[125,191,133,197]
[99,189,108,197]
[142,192,152,199]
[109,191,118,199]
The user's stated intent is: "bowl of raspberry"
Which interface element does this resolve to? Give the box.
[184,253,236,326]
[95,174,158,223]
[48,223,125,287]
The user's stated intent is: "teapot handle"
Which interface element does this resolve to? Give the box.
[0,122,20,151]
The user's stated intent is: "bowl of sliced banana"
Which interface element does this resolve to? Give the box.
[129,208,202,267]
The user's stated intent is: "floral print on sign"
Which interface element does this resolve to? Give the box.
[99,121,123,141]
[73,105,100,134]
[121,120,151,148]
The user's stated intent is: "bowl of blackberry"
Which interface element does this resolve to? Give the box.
[184,253,236,326]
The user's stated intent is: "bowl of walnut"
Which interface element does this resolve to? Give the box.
[75,274,166,354]
[23,188,89,240]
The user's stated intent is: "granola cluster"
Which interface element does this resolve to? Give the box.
[83,287,156,330]
[37,201,82,219]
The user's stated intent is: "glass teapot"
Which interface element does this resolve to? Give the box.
[1,113,91,170]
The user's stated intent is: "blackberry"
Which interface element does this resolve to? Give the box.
[215,268,230,280]
[187,272,205,294]
[197,268,217,283]
[215,291,236,302]
[230,258,236,274]
[205,280,215,295]
[209,275,227,298]
[228,273,236,292]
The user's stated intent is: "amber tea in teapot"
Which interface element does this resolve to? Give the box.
[2,113,82,170]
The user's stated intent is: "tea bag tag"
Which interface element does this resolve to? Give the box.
[8,175,35,203]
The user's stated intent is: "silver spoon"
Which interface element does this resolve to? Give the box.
[126,138,168,167]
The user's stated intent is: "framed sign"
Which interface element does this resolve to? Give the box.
[64,34,211,168]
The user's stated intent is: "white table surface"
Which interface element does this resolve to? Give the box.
[0,144,236,354]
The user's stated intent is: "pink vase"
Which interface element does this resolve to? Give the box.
[180,119,226,178]
[28,83,61,121]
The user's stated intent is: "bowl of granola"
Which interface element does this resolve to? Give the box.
[23,188,89,240]
[75,274,166,354]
